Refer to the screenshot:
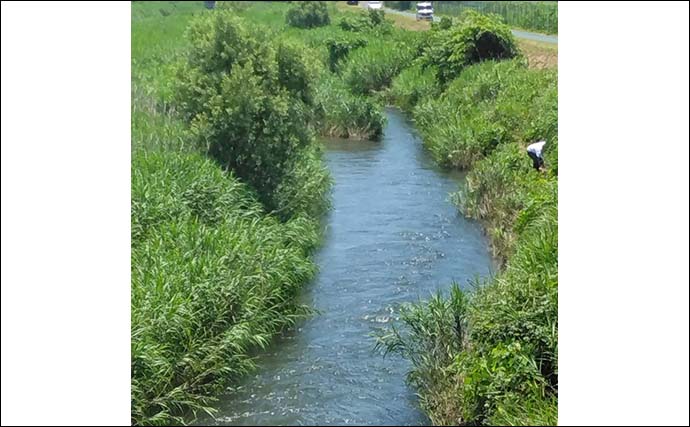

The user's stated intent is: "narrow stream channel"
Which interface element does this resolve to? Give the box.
[204,108,494,426]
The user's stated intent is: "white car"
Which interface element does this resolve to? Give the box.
[367,1,383,10]
[416,2,433,21]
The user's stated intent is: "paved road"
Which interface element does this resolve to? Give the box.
[356,2,558,44]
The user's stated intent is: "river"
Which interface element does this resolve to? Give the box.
[202,108,494,426]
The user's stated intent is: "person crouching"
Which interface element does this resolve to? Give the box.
[527,140,546,171]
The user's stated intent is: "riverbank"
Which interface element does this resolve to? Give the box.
[131,2,333,424]
[379,11,559,427]
[132,2,557,425]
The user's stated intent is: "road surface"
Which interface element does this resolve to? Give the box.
[357,2,558,44]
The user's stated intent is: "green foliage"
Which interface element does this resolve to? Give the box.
[131,150,321,425]
[434,1,558,35]
[431,16,454,31]
[413,59,556,172]
[175,11,324,212]
[388,63,439,112]
[368,9,386,26]
[325,35,368,72]
[338,9,391,33]
[378,188,557,425]
[338,14,372,32]
[342,40,416,94]
[313,74,386,140]
[384,1,412,11]
[420,10,519,84]
[132,3,332,424]
[216,1,251,12]
[285,1,330,29]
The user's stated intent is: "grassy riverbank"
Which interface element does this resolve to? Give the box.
[132,2,556,425]
[379,10,558,426]
[131,2,334,424]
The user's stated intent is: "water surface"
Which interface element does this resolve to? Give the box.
[205,108,493,426]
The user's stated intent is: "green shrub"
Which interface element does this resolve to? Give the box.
[338,14,372,32]
[368,9,386,26]
[313,74,386,140]
[338,9,391,33]
[378,185,558,426]
[285,1,330,29]
[325,35,368,72]
[131,150,320,425]
[413,59,557,172]
[388,63,439,112]
[421,10,519,84]
[175,12,323,212]
[342,40,416,94]
[431,16,453,31]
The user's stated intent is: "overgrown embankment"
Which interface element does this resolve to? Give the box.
[378,9,558,426]
[131,2,333,425]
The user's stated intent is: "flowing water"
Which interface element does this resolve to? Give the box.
[204,108,493,426]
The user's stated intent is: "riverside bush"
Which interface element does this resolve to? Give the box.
[420,10,519,84]
[388,63,439,112]
[343,39,416,94]
[339,9,391,33]
[175,11,326,212]
[325,35,368,72]
[131,150,321,425]
[286,1,330,29]
[132,4,331,424]
[379,182,558,425]
[413,59,557,171]
[313,74,386,140]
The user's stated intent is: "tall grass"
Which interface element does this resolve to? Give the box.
[131,150,322,425]
[380,13,558,425]
[378,186,557,425]
[314,74,386,140]
[388,63,439,112]
[413,59,557,176]
[434,1,558,35]
[131,2,331,425]
[343,39,417,94]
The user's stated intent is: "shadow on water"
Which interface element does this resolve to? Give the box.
[200,108,494,426]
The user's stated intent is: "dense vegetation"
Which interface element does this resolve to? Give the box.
[434,1,558,35]
[379,9,558,426]
[132,2,557,425]
[419,10,519,84]
[286,0,330,29]
[131,2,333,425]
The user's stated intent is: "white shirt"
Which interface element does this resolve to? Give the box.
[527,141,546,157]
